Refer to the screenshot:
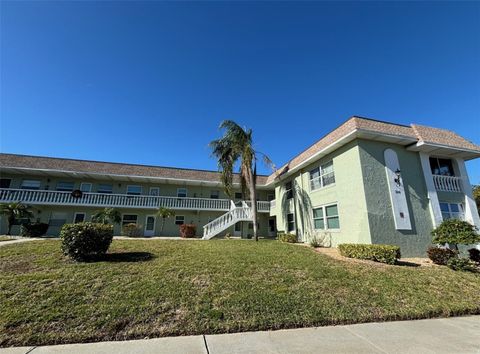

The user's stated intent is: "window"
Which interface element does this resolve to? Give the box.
[21,180,41,190]
[287,213,295,232]
[310,161,335,191]
[0,178,11,188]
[177,188,187,198]
[430,158,455,176]
[210,190,219,199]
[149,187,160,196]
[80,183,92,193]
[312,204,340,230]
[49,212,67,227]
[234,192,243,199]
[122,214,138,226]
[439,203,464,220]
[235,222,242,232]
[127,185,142,195]
[73,213,86,223]
[98,184,113,194]
[285,181,293,199]
[175,215,185,225]
[56,181,74,191]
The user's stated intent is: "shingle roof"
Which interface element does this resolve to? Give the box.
[0,153,269,185]
[266,116,480,184]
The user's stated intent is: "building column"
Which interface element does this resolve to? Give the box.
[455,158,480,228]
[419,153,443,227]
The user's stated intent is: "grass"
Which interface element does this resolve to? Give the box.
[1,239,479,347]
[0,236,14,242]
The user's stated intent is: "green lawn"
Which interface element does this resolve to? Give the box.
[0,236,14,242]
[1,240,479,347]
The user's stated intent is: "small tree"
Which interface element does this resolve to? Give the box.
[156,207,175,235]
[0,202,34,235]
[431,219,480,250]
[473,185,480,215]
[92,208,121,225]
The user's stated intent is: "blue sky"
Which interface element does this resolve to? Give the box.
[1,1,479,182]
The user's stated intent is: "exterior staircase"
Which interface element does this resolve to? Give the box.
[202,201,253,240]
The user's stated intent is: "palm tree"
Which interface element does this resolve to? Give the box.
[156,207,175,235]
[92,208,121,225]
[0,202,34,235]
[210,120,273,241]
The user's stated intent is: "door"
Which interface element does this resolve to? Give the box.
[268,217,276,237]
[234,221,242,236]
[144,215,156,237]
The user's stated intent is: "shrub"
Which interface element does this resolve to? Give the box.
[180,224,196,238]
[431,219,480,247]
[278,233,297,243]
[338,244,401,265]
[468,248,480,263]
[447,257,478,272]
[427,246,458,265]
[20,222,49,237]
[122,223,143,237]
[60,222,113,261]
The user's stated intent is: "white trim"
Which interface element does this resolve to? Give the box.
[144,215,156,236]
[126,184,142,195]
[175,215,185,225]
[311,202,340,231]
[73,212,86,223]
[419,153,443,227]
[309,160,335,192]
[454,158,480,228]
[121,213,138,225]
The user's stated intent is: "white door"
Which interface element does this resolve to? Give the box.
[144,215,156,237]
[234,221,242,236]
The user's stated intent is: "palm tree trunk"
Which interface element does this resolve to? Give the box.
[7,216,14,235]
[246,169,259,241]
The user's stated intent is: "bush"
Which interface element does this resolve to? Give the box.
[180,224,196,238]
[468,248,480,263]
[427,246,458,265]
[60,222,113,261]
[338,244,401,265]
[278,233,297,243]
[431,219,480,246]
[20,222,49,237]
[447,257,478,272]
[122,223,143,237]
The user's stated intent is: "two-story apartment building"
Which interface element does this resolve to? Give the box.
[1,116,479,256]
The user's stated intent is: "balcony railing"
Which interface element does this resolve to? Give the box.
[432,175,462,193]
[0,188,270,212]
[244,200,271,213]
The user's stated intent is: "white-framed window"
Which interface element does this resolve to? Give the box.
[0,178,11,188]
[309,161,335,191]
[285,181,293,199]
[49,212,68,227]
[127,185,142,195]
[234,222,242,232]
[122,214,138,226]
[21,179,41,190]
[73,212,86,223]
[430,158,455,176]
[98,184,113,194]
[439,202,464,220]
[312,204,340,230]
[287,213,295,232]
[177,188,187,198]
[149,187,160,196]
[56,181,75,191]
[80,183,92,193]
[210,190,219,199]
[175,215,185,225]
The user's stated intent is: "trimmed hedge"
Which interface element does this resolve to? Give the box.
[278,233,297,243]
[60,222,114,261]
[447,257,478,272]
[20,222,49,237]
[338,243,401,265]
[180,224,196,238]
[122,223,143,237]
[427,247,457,265]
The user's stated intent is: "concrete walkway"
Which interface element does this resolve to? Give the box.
[0,238,43,247]
[2,316,479,354]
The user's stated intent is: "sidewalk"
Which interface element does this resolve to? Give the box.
[0,238,44,247]
[2,316,479,354]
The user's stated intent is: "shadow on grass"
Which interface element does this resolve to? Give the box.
[99,252,155,263]
[396,260,421,268]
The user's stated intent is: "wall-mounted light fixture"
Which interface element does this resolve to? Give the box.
[394,169,402,186]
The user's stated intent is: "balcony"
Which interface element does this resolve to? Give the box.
[0,188,271,212]
[432,175,462,193]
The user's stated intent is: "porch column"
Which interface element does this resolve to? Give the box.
[455,158,480,228]
[419,153,443,227]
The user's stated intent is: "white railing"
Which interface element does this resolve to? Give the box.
[269,199,276,208]
[243,200,271,213]
[203,204,253,240]
[0,188,271,212]
[432,175,462,193]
